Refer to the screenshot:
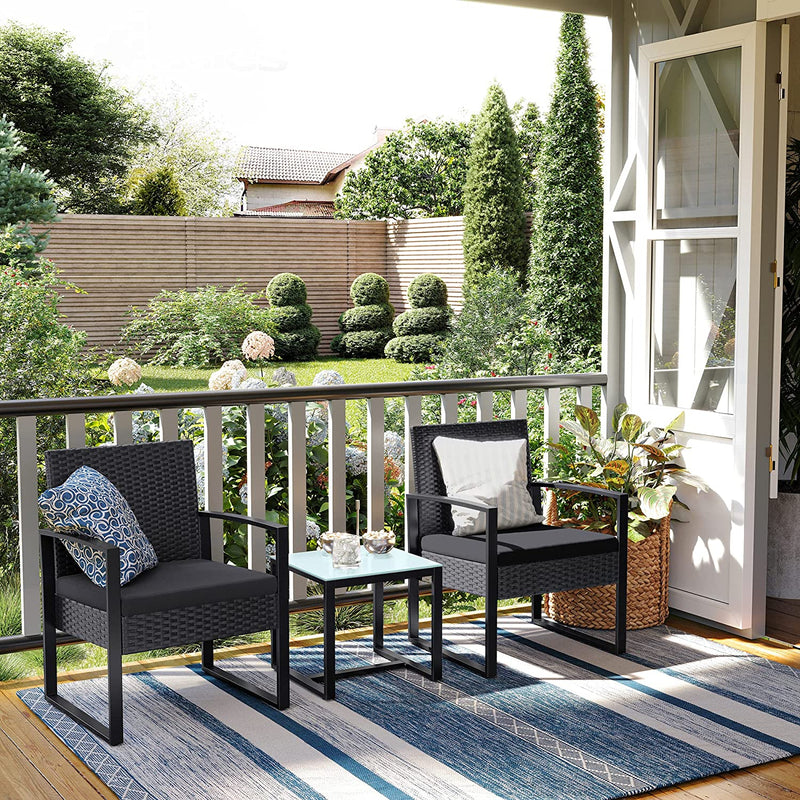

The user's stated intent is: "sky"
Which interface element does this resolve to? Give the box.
[1,0,611,154]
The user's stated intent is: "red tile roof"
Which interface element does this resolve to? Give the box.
[234,146,355,183]
[235,200,337,218]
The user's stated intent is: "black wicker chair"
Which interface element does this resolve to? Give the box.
[40,439,289,745]
[407,419,628,678]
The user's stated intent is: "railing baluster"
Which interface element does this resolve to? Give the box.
[440,394,458,424]
[543,387,561,477]
[158,407,179,441]
[510,390,527,420]
[288,401,307,599]
[65,413,85,449]
[246,403,266,573]
[203,406,224,562]
[16,417,40,635]
[577,385,593,411]
[404,396,422,551]
[113,410,133,445]
[327,399,346,533]
[476,391,493,421]
[367,397,384,532]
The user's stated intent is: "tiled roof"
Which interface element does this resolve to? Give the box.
[234,146,355,183]
[235,200,336,218]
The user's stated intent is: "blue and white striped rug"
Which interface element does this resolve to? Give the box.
[18,615,800,800]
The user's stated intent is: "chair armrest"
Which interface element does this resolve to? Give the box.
[405,492,496,513]
[39,528,120,552]
[198,510,288,535]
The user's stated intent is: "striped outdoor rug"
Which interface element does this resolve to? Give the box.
[18,615,800,800]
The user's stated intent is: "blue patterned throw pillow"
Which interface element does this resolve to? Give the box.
[38,466,158,588]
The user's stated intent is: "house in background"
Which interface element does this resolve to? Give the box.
[233,130,392,217]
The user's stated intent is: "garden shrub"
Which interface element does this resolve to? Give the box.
[0,266,94,586]
[122,284,274,367]
[265,273,320,361]
[332,272,394,357]
[385,273,451,363]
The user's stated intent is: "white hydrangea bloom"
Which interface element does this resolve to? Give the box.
[306,519,321,542]
[312,370,345,387]
[272,367,297,386]
[239,481,248,504]
[384,431,405,462]
[208,368,234,391]
[133,383,155,395]
[242,331,276,361]
[193,441,206,506]
[236,377,268,391]
[345,446,368,476]
[108,357,142,387]
[306,413,328,447]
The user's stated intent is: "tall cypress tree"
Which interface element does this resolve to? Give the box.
[529,14,603,358]
[462,83,529,289]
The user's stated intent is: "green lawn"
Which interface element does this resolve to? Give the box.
[140,357,414,393]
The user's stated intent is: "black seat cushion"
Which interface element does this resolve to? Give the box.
[56,559,277,616]
[420,525,618,565]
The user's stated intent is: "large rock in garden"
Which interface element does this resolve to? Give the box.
[265,273,320,361]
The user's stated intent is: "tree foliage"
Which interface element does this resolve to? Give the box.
[133,166,187,216]
[513,101,544,211]
[335,119,472,219]
[462,83,530,288]
[0,116,57,277]
[528,13,604,357]
[125,91,237,217]
[0,22,155,213]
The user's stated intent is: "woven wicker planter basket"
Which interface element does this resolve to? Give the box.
[542,494,671,630]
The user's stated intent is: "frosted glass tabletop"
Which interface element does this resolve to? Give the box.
[288,548,440,583]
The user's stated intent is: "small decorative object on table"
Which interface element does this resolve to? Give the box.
[363,530,395,554]
[329,499,361,568]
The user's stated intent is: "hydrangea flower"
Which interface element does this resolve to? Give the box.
[383,431,405,462]
[306,519,321,542]
[306,414,328,447]
[241,331,275,361]
[312,370,345,387]
[193,441,206,505]
[345,446,367,476]
[209,359,249,391]
[108,357,142,387]
[133,383,155,395]
[235,377,268,391]
[208,368,235,391]
[272,367,297,387]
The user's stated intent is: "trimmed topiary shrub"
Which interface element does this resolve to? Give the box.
[332,273,394,357]
[265,273,320,361]
[385,273,451,363]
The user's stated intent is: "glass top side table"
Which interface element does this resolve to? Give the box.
[288,549,443,700]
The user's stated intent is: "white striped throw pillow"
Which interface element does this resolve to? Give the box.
[432,436,542,536]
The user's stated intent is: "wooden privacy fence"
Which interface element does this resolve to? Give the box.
[37,214,469,353]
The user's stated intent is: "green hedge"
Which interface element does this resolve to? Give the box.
[265,273,320,360]
[339,304,394,331]
[385,333,447,363]
[351,272,390,305]
[408,273,448,307]
[333,273,395,357]
[393,307,451,337]
[335,328,394,358]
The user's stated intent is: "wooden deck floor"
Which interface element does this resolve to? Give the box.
[3,613,800,800]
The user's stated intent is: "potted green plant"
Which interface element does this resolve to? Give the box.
[544,403,707,629]
[768,139,800,601]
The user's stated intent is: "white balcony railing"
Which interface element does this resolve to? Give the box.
[0,372,606,650]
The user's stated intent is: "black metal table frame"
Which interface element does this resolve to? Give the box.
[287,561,443,700]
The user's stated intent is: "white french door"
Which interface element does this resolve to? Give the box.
[634,23,771,634]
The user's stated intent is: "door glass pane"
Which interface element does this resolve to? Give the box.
[654,47,741,229]
[651,239,736,413]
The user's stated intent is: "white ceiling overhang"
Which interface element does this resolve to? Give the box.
[461,0,613,17]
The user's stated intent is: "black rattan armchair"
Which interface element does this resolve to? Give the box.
[41,440,289,745]
[407,419,628,678]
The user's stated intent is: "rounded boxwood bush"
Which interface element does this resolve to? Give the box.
[267,273,307,306]
[393,307,451,337]
[266,304,312,331]
[408,273,448,308]
[386,273,451,363]
[351,272,390,305]
[265,273,320,360]
[385,333,447,363]
[332,273,395,357]
[339,304,394,332]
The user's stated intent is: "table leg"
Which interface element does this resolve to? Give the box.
[431,567,443,681]
[373,581,384,650]
[407,577,420,640]
[323,582,336,700]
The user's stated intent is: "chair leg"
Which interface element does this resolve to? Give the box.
[484,588,498,679]
[531,594,542,622]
